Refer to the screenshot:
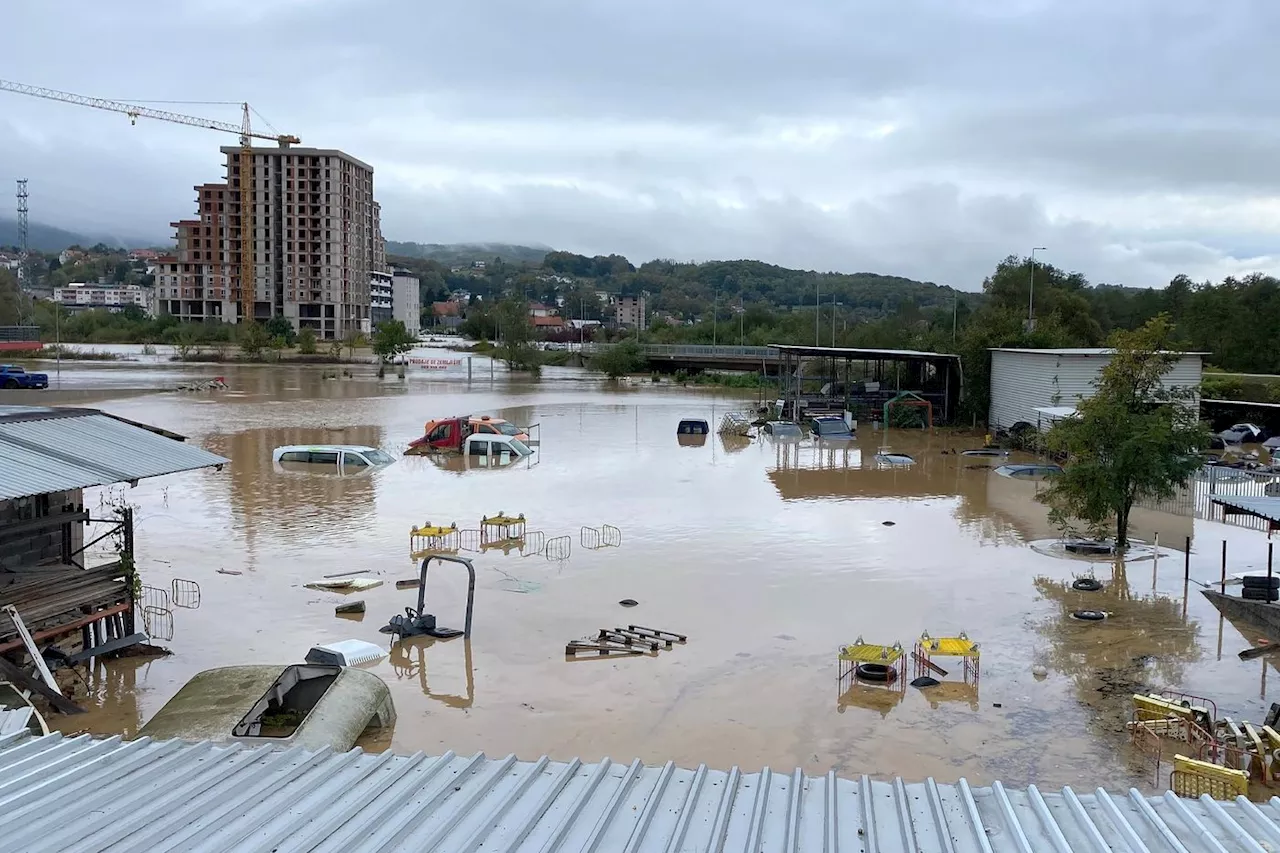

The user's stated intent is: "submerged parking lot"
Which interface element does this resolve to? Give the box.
[37,353,1280,791]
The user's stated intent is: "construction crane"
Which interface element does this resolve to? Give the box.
[0,79,300,325]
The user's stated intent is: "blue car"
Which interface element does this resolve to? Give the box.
[0,364,48,390]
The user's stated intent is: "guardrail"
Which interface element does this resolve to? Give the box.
[579,343,779,360]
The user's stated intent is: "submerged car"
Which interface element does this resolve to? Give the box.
[809,416,854,440]
[407,415,529,454]
[763,421,803,439]
[994,463,1063,479]
[273,445,396,472]
[462,433,533,467]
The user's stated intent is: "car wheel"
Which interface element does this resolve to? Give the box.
[1072,578,1104,592]
[1071,609,1107,621]
[2,379,17,389]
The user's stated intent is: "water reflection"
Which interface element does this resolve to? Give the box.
[389,638,475,709]
[204,425,386,554]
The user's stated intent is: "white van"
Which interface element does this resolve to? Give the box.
[272,445,396,472]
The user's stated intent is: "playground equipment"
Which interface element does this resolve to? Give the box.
[481,513,526,546]
[913,631,980,684]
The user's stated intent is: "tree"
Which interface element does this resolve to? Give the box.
[492,296,540,371]
[343,329,364,360]
[372,319,416,361]
[297,326,318,355]
[592,340,644,378]
[237,321,270,360]
[1037,315,1209,547]
[263,315,296,346]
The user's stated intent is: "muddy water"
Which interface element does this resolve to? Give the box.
[35,355,1280,790]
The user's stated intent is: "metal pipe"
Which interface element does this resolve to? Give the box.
[1221,540,1227,593]
[1184,536,1191,582]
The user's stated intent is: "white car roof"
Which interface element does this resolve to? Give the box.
[275,444,381,454]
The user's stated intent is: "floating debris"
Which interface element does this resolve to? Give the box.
[305,577,383,593]
[619,599,638,607]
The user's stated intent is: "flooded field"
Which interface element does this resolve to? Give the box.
[24,351,1280,791]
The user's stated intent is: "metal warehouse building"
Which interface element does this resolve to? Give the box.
[987,347,1204,431]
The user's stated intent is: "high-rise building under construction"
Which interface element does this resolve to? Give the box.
[156,146,385,340]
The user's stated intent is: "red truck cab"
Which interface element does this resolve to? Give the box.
[406,415,527,455]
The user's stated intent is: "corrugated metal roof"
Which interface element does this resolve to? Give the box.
[1213,496,1280,523]
[768,344,960,360]
[0,407,227,501]
[2,730,1279,852]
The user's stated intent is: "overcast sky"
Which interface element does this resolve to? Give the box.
[4,0,1279,290]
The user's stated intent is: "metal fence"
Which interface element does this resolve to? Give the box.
[1139,466,1280,532]
[0,326,39,344]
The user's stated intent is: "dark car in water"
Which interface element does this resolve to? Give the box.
[763,421,803,439]
[809,416,854,439]
[0,365,48,390]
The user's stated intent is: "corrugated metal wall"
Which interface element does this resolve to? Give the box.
[989,352,1202,430]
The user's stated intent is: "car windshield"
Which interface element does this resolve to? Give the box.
[494,422,522,436]
[4,367,23,374]
[363,449,394,464]
[508,438,532,456]
[814,419,847,435]
[771,423,801,436]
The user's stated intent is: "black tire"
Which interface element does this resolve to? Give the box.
[2,379,17,389]
[855,663,896,683]
[1072,578,1104,592]
[1242,587,1280,602]
[1072,609,1107,621]
[1242,576,1280,590]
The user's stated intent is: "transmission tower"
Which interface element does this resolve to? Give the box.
[15,179,29,292]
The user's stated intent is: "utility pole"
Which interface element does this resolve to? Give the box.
[831,294,836,346]
[953,294,958,344]
[712,288,717,347]
[15,180,29,317]
[1028,247,1046,332]
[815,281,820,346]
[739,295,744,346]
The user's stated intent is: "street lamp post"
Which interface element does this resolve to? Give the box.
[1028,247,1047,331]
[815,281,820,346]
[712,288,717,347]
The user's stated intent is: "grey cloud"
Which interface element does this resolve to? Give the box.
[3,0,1280,289]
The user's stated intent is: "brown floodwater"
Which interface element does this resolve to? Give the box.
[30,351,1280,790]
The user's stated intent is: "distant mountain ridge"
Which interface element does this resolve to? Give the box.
[0,217,165,253]
[385,241,550,266]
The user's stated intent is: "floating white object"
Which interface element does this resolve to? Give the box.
[304,578,383,592]
[305,639,387,667]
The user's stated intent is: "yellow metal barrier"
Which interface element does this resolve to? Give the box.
[1172,754,1248,799]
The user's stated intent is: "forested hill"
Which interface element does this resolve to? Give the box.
[384,241,550,266]
[389,247,962,324]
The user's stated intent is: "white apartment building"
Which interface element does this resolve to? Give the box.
[54,283,154,316]
[392,268,421,337]
[370,270,394,327]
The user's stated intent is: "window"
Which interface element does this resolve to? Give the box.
[363,449,394,464]
[468,440,488,456]
[343,452,369,467]
[427,424,452,443]
[309,451,339,465]
[279,451,308,462]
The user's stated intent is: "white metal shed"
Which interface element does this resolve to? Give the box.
[988,348,1203,431]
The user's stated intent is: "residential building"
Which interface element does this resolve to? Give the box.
[127,248,161,262]
[391,268,421,336]
[158,147,385,339]
[223,145,381,339]
[54,282,155,316]
[370,270,394,326]
[528,302,555,318]
[615,294,647,330]
[532,315,566,334]
[155,182,232,324]
[987,347,1204,431]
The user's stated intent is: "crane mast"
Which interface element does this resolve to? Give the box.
[0,79,300,326]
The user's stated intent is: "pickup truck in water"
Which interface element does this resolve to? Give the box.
[0,365,49,390]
